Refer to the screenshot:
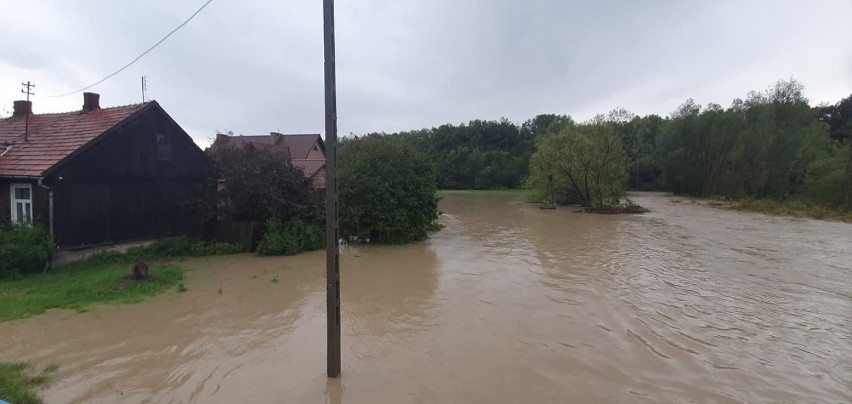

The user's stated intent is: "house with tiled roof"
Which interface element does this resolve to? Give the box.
[211,132,326,188]
[0,92,212,248]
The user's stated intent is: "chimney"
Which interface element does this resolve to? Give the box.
[82,92,100,112]
[270,132,283,144]
[215,133,230,143]
[12,100,32,117]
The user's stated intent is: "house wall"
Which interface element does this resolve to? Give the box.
[311,167,326,189]
[306,143,325,160]
[50,106,212,248]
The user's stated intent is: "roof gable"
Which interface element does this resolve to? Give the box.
[279,133,322,159]
[0,103,147,177]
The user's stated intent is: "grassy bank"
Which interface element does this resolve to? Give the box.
[0,362,57,404]
[731,199,852,222]
[0,260,184,322]
[0,237,240,322]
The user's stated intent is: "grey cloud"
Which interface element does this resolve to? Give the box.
[1,0,850,146]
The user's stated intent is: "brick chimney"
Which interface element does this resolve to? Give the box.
[82,92,100,112]
[270,132,283,144]
[12,100,32,117]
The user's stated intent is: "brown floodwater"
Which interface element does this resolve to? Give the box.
[1,192,850,403]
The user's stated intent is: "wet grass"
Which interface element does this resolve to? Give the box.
[730,199,852,222]
[0,362,58,404]
[0,259,184,322]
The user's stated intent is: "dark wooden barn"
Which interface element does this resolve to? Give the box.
[0,92,212,248]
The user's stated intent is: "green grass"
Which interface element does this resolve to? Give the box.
[731,198,852,222]
[0,362,58,404]
[0,260,184,322]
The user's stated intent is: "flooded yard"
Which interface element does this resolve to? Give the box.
[1,192,850,403]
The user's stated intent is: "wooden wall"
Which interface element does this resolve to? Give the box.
[50,106,212,248]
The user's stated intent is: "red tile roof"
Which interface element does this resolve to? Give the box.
[292,159,325,178]
[211,134,292,158]
[0,104,146,177]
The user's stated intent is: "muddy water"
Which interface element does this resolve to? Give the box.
[1,192,851,403]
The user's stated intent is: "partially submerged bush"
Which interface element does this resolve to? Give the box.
[256,217,324,256]
[339,136,440,244]
[0,222,55,279]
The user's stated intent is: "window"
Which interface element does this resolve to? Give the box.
[156,133,172,161]
[10,183,33,224]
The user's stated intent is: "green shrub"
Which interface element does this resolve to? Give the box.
[256,217,324,256]
[0,222,55,280]
[339,137,441,244]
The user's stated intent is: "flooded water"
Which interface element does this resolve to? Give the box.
[1,192,851,403]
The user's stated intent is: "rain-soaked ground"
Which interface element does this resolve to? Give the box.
[1,192,851,403]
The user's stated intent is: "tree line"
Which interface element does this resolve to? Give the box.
[367,79,850,210]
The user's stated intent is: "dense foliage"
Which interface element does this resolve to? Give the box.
[526,115,629,206]
[193,143,321,223]
[365,79,849,213]
[256,217,324,256]
[339,136,440,244]
[365,117,550,189]
[0,223,54,279]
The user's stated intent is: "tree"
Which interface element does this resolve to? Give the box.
[192,143,320,223]
[339,137,440,244]
[526,120,628,207]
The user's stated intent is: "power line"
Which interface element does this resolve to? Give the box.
[48,0,213,98]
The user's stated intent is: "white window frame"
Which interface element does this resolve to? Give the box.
[10,183,33,224]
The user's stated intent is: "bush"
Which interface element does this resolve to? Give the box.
[191,143,322,223]
[256,217,324,256]
[339,137,441,244]
[0,222,55,279]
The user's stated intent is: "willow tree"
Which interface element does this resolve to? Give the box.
[526,118,628,207]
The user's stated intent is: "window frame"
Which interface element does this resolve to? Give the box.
[10,183,33,224]
[156,133,172,161]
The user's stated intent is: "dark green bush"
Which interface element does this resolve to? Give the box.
[0,222,55,279]
[339,136,441,244]
[256,217,324,256]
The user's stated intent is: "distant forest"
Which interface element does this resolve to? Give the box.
[360,79,851,210]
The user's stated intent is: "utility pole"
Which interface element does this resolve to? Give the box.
[323,0,342,378]
[21,81,34,143]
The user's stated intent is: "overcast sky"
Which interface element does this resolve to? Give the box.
[1,0,850,147]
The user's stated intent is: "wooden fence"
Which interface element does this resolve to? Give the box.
[213,220,265,252]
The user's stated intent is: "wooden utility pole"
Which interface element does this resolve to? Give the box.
[21,81,34,142]
[323,0,341,378]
